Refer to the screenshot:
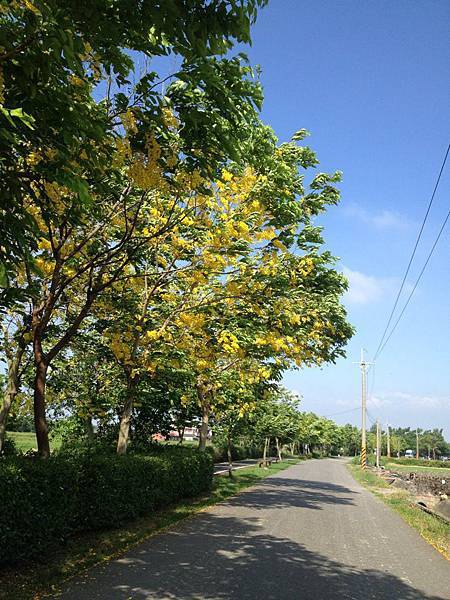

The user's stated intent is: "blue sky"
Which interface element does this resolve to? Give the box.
[243,0,450,436]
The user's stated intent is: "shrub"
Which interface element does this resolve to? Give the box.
[210,442,263,462]
[0,436,20,457]
[0,457,80,564]
[0,447,213,565]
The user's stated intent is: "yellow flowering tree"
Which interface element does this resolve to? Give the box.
[86,126,354,453]
[0,0,266,299]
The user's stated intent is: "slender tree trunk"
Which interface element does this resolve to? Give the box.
[275,437,282,461]
[227,430,233,477]
[0,395,12,454]
[198,404,210,451]
[0,344,25,453]
[117,375,137,454]
[34,357,50,458]
[263,437,269,461]
[197,384,210,452]
[85,416,95,441]
[177,425,185,444]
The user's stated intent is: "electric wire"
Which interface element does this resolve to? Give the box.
[368,362,376,403]
[323,406,360,419]
[376,204,450,359]
[373,143,450,361]
[366,410,376,426]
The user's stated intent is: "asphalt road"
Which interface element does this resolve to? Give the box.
[213,457,282,475]
[60,458,450,600]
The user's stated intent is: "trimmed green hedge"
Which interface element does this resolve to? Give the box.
[209,443,262,463]
[0,447,213,565]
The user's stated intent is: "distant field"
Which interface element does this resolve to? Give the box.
[7,431,62,453]
[386,462,450,476]
[7,431,37,452]
[6,433,200,453]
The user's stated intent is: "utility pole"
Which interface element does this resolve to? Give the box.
[386,423,391,459]
[360,349,368,470]
[416,428,419,459]
[376,420,381,468]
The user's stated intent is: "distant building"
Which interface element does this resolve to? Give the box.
[168,426,211,441]
[168,427,198,441]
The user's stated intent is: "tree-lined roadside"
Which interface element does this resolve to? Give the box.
[1,0,353,459]
[0,459,297,600]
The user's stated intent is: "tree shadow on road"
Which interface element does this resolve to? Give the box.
[223,476,357,511]
[62,512,448,600]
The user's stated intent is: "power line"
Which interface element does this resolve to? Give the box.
[323,406,360,418]
[376,204,450,358]
[368,362,376,402]
[366,409,376,426]
[373,143,450,361]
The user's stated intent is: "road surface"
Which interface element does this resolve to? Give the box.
[60,458,450,599]
[213,457,282,475]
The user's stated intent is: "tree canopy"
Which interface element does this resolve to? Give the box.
[0,0,355,458]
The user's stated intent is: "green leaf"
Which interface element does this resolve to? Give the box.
[291,129,310,142]
[0,262,8,288]
[9,108,35,129]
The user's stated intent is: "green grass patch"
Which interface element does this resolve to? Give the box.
[387,457,449,469]
[6,432,37,453]
[348,464,449,561]
[0,459,297,600]
[348,464,389,488]
[6,431,62,453]
[385,462,450,476]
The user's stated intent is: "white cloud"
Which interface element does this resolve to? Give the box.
[368,391,450,410]
[342,267,414,306]
[342,267,385,305]
[367,395,388,408]
[344,204,411,231]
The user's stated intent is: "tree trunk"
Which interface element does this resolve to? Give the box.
[85,416,95,441]
[0,394,13,455]
[227,430,233,477]
[177,425,185,444]
[198,404,209,451]
[0,344,25,454]
[197,384,210,452]
[263,437,269,461]
[117,376,136,454]
[34,358,50,458]
[275,437,282,461]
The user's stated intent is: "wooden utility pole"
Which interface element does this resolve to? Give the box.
[376,420,381,468]
[386,423,391,459]
[416,428,419,459]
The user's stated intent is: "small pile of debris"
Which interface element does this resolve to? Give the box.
[375,466,450,523]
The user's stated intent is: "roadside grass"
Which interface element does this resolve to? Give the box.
[385,462,450,476]
[0,459,298,600]
[348,464,449,561]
